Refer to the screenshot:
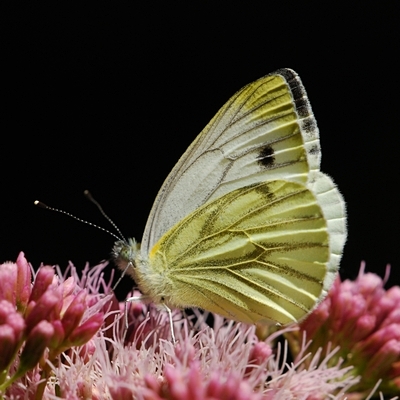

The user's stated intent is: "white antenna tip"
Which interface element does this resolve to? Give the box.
[34,200,48,208]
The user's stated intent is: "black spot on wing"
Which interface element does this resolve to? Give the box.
[257,145,275,168]
[309,144,320,156]
[301,117,317,134]
[294,98,311,118]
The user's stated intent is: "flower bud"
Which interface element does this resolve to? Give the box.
[16,252,32,310]
[61,290,86,338]
[68,313,104,346]
[19,320,54,373]
[0,325,18,371]
[30,266,55,303]
[49,320,65,349]
[0,262,17,304]
[25,289,62,333]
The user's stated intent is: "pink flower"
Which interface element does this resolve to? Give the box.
[68,313,105,346]
[0,262,18,305]
[290,262,400,398]
[0,253,107,397]
[0,300,25,372]
[93,311,357,400]
[25,287,63,334]
[19,320,54,373]
[141,361,263,400]
[29,265,55,302]
[2,253,398,399]
[15,252,32,310]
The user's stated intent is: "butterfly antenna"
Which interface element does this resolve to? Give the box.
[84,190,128,242]
[34,200,122,241]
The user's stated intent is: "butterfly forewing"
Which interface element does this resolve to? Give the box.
[141,69,321,255]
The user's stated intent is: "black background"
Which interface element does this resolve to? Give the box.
[2,3,398,297]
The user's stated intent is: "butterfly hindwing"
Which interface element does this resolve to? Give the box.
[145,177,342,325]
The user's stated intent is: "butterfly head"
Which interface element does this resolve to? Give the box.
[112,238,140,276]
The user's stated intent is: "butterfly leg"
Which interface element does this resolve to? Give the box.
[124,292,176,343]
[113,261,134,291]
[124,293,150,343]
[163,303,176,344]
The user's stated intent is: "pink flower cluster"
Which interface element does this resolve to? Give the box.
[1,254,399,399]
[53,309,356,400]
[0,253,105,398]
[295,262,400,397]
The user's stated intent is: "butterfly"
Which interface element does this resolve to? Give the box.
[113,68,347,330]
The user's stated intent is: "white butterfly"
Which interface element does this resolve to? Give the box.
[113,68,347,329]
